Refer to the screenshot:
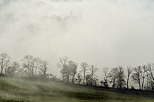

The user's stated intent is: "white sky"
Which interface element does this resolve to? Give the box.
[0,0,154,78]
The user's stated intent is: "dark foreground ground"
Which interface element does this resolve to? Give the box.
[0,77,154,102]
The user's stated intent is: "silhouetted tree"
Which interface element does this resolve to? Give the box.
[89,65,98,78]
[68,60,78,84]
[109,68,117,88]
[146,63,154,91]
[58,57,77,83]
[85,74,92,85]
[5,61,20,77]
[102,67,109,88]
[80,62,89,84]
[39,60,48,78]
[141,65,147,90]
[22,55,34,77]
[33,58,42,76]
[87,65,98,86]
[77,73,82,84]
[22,55,41,78]
[109,66,125,89]
[125,67,132,89]
[116,66,126,89]
[58,57,69,81]
[0,53,10,75]
[132,66,142,90]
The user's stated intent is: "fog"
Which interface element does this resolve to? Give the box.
[0,0,154,78]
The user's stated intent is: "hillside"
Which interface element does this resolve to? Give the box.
[0,77,154,102]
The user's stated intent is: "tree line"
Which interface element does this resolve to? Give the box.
[0,53,52,79]
[58,57,154,91]
[58,57,98,86]
[100,64,154,91]
[1,53,154,91]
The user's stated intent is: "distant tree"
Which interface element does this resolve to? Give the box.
[87,65,98,86]
[125,67,132,89]
[58,57,69,81]
[132,66,142,90]
[33,58,42,76]
[77,73,82,84]
[80,62,89,84]
[109,68,117,88]
[92,77,99,86]
[61,64,71,82]
[0,53,10,75]
[85,74,92,85]
[22,55,41,78]
[116,66,125,89]
[39,60,48,78]
[89,65,98,78]
[146,63,154,91]
[102,67,109,88]
[58,57,77,83]
[5,61,20,77]
[141,65,147,90]
[83,65,98,86]
[22,55,34,77]
[109,66,125,89]
[68,60,78,84]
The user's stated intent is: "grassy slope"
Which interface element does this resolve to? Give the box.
[0,78,153,102]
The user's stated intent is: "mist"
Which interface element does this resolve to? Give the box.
[0,0,154,78]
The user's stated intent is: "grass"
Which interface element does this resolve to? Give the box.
[0,77,153,102]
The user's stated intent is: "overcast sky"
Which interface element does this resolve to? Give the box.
[0,0,154,78]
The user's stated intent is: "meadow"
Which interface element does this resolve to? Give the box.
[0,77,153,102]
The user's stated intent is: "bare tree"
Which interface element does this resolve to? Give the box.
[85,74,92,85]
[77,73,82,84]
[39,60,48,78]
[5,61,20,77]
[102,67,109,87]
[83,65,98,86]
[132,66,142,90]
[0,53,10,75]
[58,57,69,81]
[22,55,41,78]
[116,66,125,89]
[68,60,78,84]
[22,55,34,77]
[109,66,125,89]
[141,65,147,90]
[89,65,98,78]
[58,57,78,83]
[33,58,42,76]
[109,68,117,88]
[125,67,132,89]
[146,63,154,91]
[80,62,89,84]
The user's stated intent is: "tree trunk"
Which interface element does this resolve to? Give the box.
[139,81,141,90]
[1,67,3,75]
[142,77,145,90]
[127,78,129,89]
[83,70,86,84]
[67,75,70,83]
[72,74,75,84]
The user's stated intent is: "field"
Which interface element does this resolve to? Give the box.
[0,77,154,102]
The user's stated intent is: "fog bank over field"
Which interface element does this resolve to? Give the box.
[0,0,154,77]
